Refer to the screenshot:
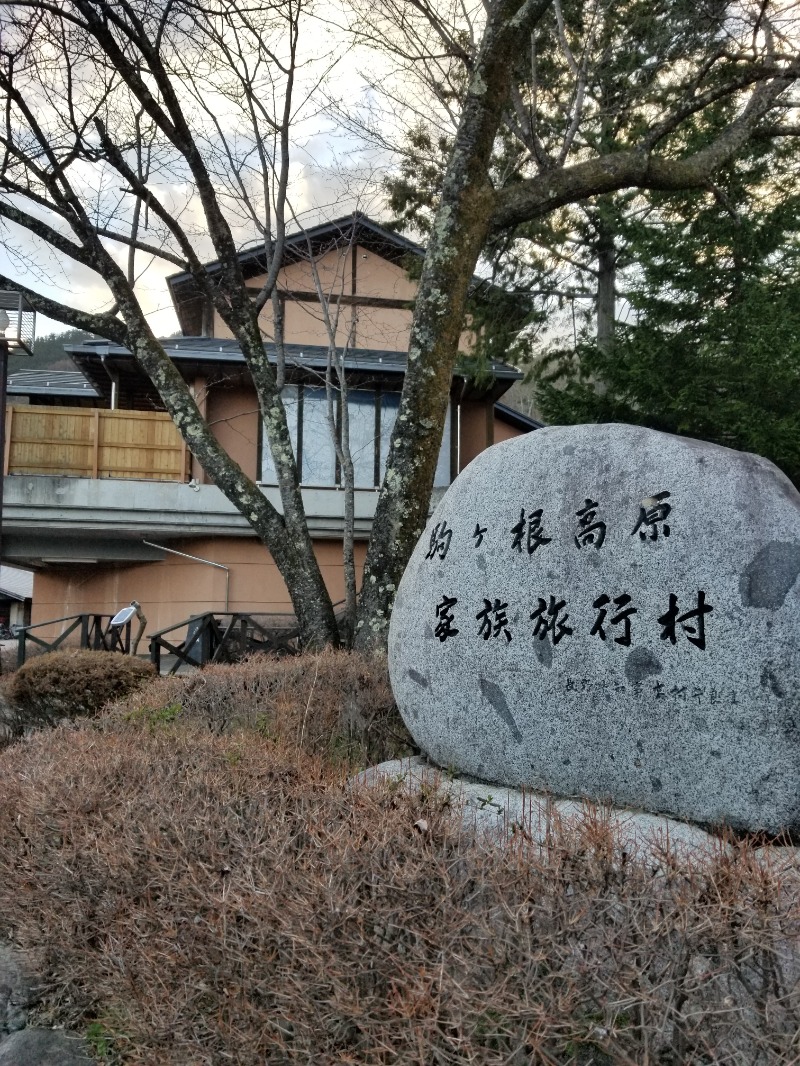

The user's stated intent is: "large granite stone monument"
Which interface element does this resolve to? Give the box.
[388,424,800,833]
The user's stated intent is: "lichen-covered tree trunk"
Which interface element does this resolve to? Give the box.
[354,0,794,652]
[113,284,340,651]
[354,0,552,651]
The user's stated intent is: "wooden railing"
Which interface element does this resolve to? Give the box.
[16,613,136,667]
[149,612,302,674]
[4,405,188,481]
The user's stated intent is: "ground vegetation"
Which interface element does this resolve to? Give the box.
[1,648,154,736]
[0,664,795,1063]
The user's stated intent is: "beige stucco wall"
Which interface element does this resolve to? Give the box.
[213,247,416,352]
[31,537,368,636]
[494,417,520,444]
[458,402,527,471]
[211,245,476,354]
[459,401,491,470]
[205,385,260,482]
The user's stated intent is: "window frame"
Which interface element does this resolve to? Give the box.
[260,382,452,489]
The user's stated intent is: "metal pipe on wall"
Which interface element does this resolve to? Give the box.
[142,539,230,612]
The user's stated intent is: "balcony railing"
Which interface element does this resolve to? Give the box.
[4,405,188,481]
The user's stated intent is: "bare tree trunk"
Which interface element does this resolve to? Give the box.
[306,225,360,643]
[354,0,553,652]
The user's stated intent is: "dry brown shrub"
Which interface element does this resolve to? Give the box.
[106,649,415,765]
[0,715,797,1065]
[3,650,155,735]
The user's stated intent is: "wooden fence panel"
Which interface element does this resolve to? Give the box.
[6,405,187,481]
[97,409,185,481]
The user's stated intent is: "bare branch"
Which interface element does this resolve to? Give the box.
[0,272,129,343]
[492,65,800,230]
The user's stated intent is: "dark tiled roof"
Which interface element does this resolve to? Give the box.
[494,402,545,431]
[7,369,99,397]
[166,212,425,289]
[65,337,523,383]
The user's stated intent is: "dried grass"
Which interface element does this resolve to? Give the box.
[105,648,415,766]
[0,708,797,1065]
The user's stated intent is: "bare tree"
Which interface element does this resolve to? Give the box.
[350,0,800,648]
[0,0,345,646]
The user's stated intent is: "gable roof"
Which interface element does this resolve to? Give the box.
[167,213,425,336]
[494,402,545,432]
[0,565,33,602]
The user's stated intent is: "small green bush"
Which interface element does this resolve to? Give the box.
[5,650,154,735]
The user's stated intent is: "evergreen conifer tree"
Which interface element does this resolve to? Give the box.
[536,129,800,486]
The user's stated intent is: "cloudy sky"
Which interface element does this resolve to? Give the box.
[1,2,411,341]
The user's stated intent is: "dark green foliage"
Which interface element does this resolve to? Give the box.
[384,0,749,380]
[384,123,453,238]
[536,143,800,486]
[4,649,155,734]
[8,328,95,374]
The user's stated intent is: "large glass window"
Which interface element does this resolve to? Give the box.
[378,393,450,487]
[378,392,399,483]
[261,385,451,488]
[301,386,336,486]
[347,390,378,487]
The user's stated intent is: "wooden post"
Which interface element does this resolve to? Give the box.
[3,404,12,476]
[181,436,189,482]
[192,376,207,484]
[91,409,100,479]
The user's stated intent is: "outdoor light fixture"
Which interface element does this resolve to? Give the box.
[110,600,147,655]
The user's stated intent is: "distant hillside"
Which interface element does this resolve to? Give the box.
[8,329,96,374]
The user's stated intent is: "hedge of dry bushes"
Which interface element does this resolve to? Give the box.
[1,649,155,736]
[105,648,416,765]
[0,691,797,1064]
[0,649,797,1063]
